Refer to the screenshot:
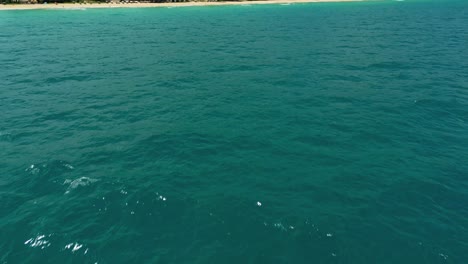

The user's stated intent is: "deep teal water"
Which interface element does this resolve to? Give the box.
[1,1,468,263]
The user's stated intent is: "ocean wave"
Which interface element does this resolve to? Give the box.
[24,234,51,249]
[64,177,98,194]
[0,131,14,141]
[25,160,74,176]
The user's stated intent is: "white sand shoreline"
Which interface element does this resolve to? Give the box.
[0,0,364,10]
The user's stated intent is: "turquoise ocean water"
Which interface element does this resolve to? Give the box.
[1,1,468,263]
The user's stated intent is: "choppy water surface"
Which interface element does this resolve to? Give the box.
[1,1,468,263]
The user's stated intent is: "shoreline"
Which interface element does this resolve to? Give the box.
[0,0,364,10]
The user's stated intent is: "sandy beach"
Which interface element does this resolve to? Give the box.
[0,0,363,10]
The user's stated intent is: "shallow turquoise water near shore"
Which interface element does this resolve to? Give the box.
[1,1,468,263]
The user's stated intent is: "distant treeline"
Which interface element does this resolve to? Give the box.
[3,0,246,3]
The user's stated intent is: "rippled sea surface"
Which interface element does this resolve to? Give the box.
[1,1,468,263]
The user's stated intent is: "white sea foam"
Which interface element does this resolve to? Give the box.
[273,222,287,231]
[439,253,448,260]
[64,242,85,252]
[64,177,97,194]
[24,234,51,249]
[25,164,41,175]
[26,161,74,175]
[156,192,167,201]
[62,7,87,10]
